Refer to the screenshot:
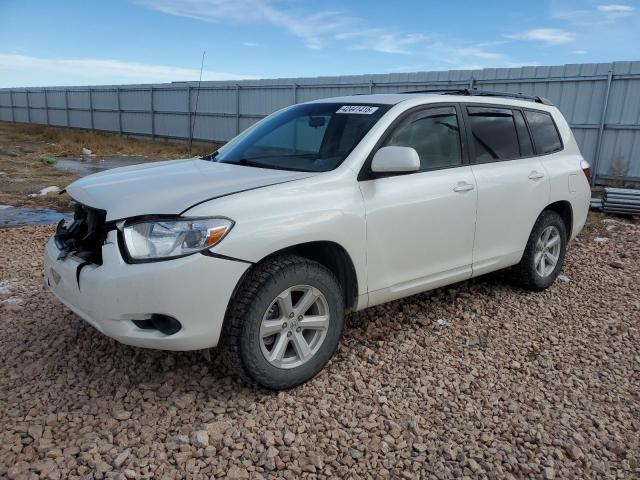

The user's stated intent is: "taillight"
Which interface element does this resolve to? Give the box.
[580,159,592,183]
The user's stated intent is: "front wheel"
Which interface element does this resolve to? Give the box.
[222,255,344,390]
[512,210,568,291]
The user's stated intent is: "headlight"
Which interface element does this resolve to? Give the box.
[122,217,233,261]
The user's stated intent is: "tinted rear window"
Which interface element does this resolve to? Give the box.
[524,110,563,154]
[467,107,520,162]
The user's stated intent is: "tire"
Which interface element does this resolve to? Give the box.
[221,255,345,390]
[512,210,568,291]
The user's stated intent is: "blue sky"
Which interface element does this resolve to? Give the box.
[0,0,638,87]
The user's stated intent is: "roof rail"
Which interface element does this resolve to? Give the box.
[401,88,554,106]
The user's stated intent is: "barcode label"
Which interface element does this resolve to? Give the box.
[336,105,379,114]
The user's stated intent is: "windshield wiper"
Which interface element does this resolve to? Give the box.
[201,151,219,161]
[233,158,308,172]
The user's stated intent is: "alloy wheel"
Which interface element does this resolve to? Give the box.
[259,285,330,369]
[534,225,561,277]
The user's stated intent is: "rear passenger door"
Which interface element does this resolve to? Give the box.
[464,105,550,276]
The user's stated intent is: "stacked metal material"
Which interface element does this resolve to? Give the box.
[602,188,640,215]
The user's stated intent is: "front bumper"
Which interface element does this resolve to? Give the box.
[44,230,250,351]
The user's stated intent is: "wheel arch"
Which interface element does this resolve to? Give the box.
[227,240,360,315]
[543,200,573,239]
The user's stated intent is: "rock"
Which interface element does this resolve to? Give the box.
[544,466,556,479]
[206,421,231,437]
[112,408,132,421]
[190,430,209,448]
[226,465,249,479]
[266,446,279,458]
[557,274,570,283]
[113,451,129,468]
[608,261,624,269]
[27,424,43,439]
[283,430,295,445]
[298,456,317,473]
[468,458,482,473]
[262,430,276,447]
[123,469,137,479]
[413,443,429,453]
[567,445,584,461]
[465,335,488,348]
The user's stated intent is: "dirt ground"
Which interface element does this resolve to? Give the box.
[0,122,216,211]
[0,212,638,480]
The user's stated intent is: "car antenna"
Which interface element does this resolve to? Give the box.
[189,50,206,156]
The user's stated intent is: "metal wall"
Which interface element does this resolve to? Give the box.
[1,61,639,184]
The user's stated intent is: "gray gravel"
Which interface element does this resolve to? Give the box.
[1,214,639,479]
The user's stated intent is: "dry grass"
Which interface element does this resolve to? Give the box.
[1,122,216,158]
[0,122,219,210]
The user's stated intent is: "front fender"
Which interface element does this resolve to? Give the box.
[184,170,368,297]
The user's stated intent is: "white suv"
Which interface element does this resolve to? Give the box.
[45,90,591,389]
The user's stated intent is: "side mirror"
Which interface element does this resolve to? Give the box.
[371,146,420,173]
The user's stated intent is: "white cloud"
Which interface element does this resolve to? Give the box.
[505,28,574,45]
[553,4,635,23]
[597,4,635,13]
[242,41,258,47]
[572,49,588,54]
[0,53,254,87]
[135,0,427,54]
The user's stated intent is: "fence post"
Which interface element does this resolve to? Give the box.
[469,77,475,90]
[592,70,613,186]
[235,84,241,135]
[26,90,31,123]
[116,88,122,133]
[88,87,94,130]
[150,87,155,139]
[187,86,193,143]
[65,89,70,127]
[9,90,15,122]
[292,84,298,104]
[43,89,50,125]
[369,80,374,94]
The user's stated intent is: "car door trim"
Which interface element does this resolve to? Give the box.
[460,102,565,165]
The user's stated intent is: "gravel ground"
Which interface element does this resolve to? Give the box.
[1,214,639,480]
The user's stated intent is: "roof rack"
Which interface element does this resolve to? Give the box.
[401,88,554,106]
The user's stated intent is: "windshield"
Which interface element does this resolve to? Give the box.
[214,103,390,172]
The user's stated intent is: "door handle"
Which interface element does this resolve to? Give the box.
[453,182,475,192]
[528,171,545,180]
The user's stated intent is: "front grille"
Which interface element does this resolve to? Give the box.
[54,203,108,265]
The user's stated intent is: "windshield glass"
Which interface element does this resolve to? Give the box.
[214,103,390,172]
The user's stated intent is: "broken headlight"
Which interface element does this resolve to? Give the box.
[122,217,233,261]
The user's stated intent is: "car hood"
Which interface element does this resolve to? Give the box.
[66,158,318,221]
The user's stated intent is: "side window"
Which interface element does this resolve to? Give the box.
[524,110,563,154]
[514,110,534,157]
[384,107,462,170]
[467,107,520,162]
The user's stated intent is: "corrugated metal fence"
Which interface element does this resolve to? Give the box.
[1,61,639,184]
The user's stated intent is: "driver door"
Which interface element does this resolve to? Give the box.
[358,105,477,306]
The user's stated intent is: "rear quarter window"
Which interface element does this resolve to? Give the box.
[524,110,563,155]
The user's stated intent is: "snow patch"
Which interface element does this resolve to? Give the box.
[29,186,61,197]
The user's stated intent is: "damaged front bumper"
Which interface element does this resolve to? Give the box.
[44,229,249,351]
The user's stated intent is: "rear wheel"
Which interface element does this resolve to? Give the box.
[222,255,344,390]
[512,210,567,291]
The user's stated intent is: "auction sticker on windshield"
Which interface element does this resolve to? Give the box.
[336,105,379,114]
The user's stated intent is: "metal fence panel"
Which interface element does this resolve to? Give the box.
[1,61,639,183]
